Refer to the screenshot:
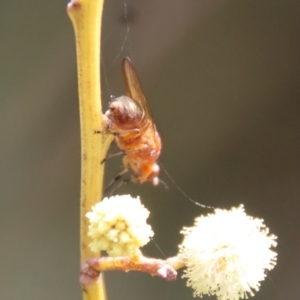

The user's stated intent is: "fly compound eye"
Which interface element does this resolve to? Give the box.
[109,105,116,112]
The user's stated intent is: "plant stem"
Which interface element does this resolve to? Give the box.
[80,255,186,286]
[67,0,113,299]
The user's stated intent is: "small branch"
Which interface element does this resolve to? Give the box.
[80,255,186,286]
[67,0,113,300]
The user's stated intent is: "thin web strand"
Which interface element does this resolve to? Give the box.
[111,0,131,66]
[159,161,214,209]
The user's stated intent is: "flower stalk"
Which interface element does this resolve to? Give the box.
[80,254,186,286]
[67,0,113,299]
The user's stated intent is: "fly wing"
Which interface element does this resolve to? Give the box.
[122,57,154,124]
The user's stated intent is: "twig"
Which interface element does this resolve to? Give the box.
[80,255,186,286]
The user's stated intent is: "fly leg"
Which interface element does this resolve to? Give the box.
[104,168,130,196]
[104,155,132,196]
[101,151,124,164]
[94,128,119,163]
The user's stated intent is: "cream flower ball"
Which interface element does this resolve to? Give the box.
[87,195,154,257]
[179,205,277,300]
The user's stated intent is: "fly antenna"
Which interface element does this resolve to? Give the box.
[158,161,214,209]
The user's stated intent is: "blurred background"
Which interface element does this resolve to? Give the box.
[1,0,299,299]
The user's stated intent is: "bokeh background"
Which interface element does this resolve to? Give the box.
[1,0,299,299]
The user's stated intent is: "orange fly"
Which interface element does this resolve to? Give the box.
[104,57,161,185]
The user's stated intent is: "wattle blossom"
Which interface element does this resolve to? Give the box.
[179,205,277,300]
[86,195,153,257]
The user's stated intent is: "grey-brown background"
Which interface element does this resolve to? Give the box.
[1,0,299,299]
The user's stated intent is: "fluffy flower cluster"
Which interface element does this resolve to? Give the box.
[179,205,277,300]
[86,195,154,257]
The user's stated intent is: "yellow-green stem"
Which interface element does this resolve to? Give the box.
[67,0,113,299]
